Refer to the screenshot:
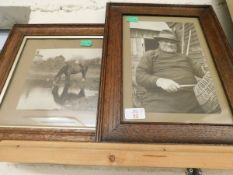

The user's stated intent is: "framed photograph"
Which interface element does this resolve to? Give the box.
[97,3,233,143]
[0,24,104,142]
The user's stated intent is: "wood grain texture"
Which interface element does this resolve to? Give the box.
[97,3,233,144]
[0,24,104,142]
[1,141,233,169]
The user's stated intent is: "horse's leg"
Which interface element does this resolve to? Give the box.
[61,70,71,99]
[65,67,71,85]
[80,64,88,81]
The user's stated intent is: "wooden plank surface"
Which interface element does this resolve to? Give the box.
[0,141,233,169]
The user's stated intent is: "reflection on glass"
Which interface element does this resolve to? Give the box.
[0,30,9,51]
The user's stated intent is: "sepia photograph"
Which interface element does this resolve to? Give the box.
[100,4,233,143]
[0,24,105,142]
[128,20,221,114]
[17,48,102,112]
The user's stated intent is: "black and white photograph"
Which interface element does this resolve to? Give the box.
[129,20,221,114]
[17,48,102,113]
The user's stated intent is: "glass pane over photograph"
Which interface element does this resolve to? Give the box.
[123,16,232,124]
[0,30,9,52]
[0,36,102,129]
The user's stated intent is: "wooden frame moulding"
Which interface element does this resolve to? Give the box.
[97,3,233,144]
[0,24,104,142]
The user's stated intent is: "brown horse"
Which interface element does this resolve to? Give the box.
[53,62,88,85]
[51,62,88,105]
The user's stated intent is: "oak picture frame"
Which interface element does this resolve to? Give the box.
[97,3,233,144]
[0,24,104,142]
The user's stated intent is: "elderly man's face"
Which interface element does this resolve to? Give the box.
[159,39,177,53]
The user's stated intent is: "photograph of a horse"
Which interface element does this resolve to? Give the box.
[17,48,102,112]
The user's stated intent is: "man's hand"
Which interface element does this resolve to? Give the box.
[156,78,180,93]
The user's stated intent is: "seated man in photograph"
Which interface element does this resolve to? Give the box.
[136,30,211,113]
